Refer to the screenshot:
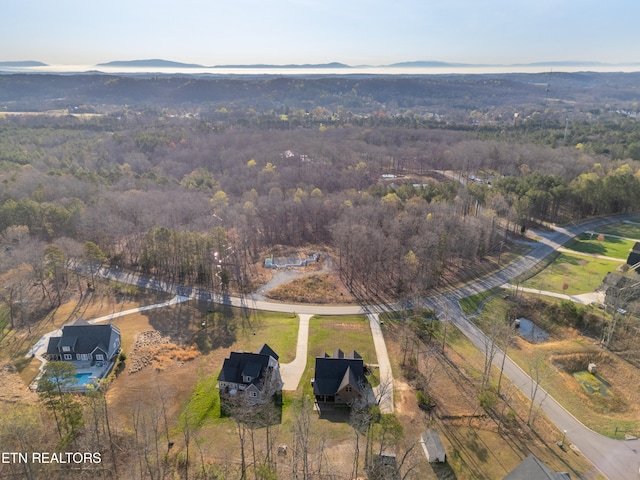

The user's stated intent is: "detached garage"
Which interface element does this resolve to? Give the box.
[420,430,446,463]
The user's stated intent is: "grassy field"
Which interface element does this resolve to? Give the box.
[594,221,640,240]
[564,233,635,259]
[521,252,621,295]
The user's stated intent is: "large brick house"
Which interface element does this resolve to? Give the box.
[218,344,283,404]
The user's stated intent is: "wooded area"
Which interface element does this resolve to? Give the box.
[2,72,640,478]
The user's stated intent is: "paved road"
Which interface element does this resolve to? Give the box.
[76,214,640,478]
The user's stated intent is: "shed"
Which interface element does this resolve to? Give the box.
[420,430,446,463]
[504,454,570,479]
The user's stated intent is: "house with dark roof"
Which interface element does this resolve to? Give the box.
[503,454,570,480]
[45,319,121,366]
[312,349,366,406]
[218,344,283,404]
[626,241,640,267]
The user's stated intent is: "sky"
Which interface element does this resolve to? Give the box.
[2,0,639,66]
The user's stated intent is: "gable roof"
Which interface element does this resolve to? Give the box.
[313,350,365,396]
[45,322,120,357]
[257,343,279,361]
[218,344,279,386]
[420,430,446,463]
[504,454,570,480]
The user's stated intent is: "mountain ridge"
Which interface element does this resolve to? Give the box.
[3,58,639,70]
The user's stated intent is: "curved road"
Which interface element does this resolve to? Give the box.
[79,214,640,479]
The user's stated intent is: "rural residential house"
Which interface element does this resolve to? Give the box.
[44,319,121,365]
[312,349,366,406]
[218,344,283,403]
[626,241,640,267]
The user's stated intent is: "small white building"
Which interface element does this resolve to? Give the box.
[420,430,446,463]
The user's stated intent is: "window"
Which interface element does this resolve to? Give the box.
[63,354,72,360]
[345,386,352,393]
[250,391,258,398]
[96,354,104,361]
[62,346,70,352]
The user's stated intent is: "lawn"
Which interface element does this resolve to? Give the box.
[459,287,503,316]
[594,221,640,240]
[564,233,634,259]
[298,314,376,398]
[219,309,300,363]
[521,252,621,295]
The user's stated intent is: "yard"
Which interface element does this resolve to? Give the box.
[593,221,640,240]
[564,233,635,259]
[520,252,621,295]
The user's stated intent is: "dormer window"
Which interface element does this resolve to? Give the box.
[244,376,252,383]
[62,346,70,352]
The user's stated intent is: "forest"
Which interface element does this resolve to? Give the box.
[1,72,640,478]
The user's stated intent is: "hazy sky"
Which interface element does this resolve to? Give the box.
[3,0,639,66]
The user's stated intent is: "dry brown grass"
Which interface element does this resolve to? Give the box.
[266,273,354,304]
[151,343,200,370]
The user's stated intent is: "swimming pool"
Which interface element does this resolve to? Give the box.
[74,373,95,386]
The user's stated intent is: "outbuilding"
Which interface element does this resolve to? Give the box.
[420,429,446,463]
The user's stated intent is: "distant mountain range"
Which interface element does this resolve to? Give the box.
[0,61,48,67]
[3,58,640,70]
[97,59,352,69]
[97,59,206,68]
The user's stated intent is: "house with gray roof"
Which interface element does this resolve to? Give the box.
[45,319,121,366]
[218,344,283,404]
[420,429,446,463]
[312,349,366,406]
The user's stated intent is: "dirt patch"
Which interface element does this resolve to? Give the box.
[0,362,38,405]
[128,331,200,374]
[266,273,355,304]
